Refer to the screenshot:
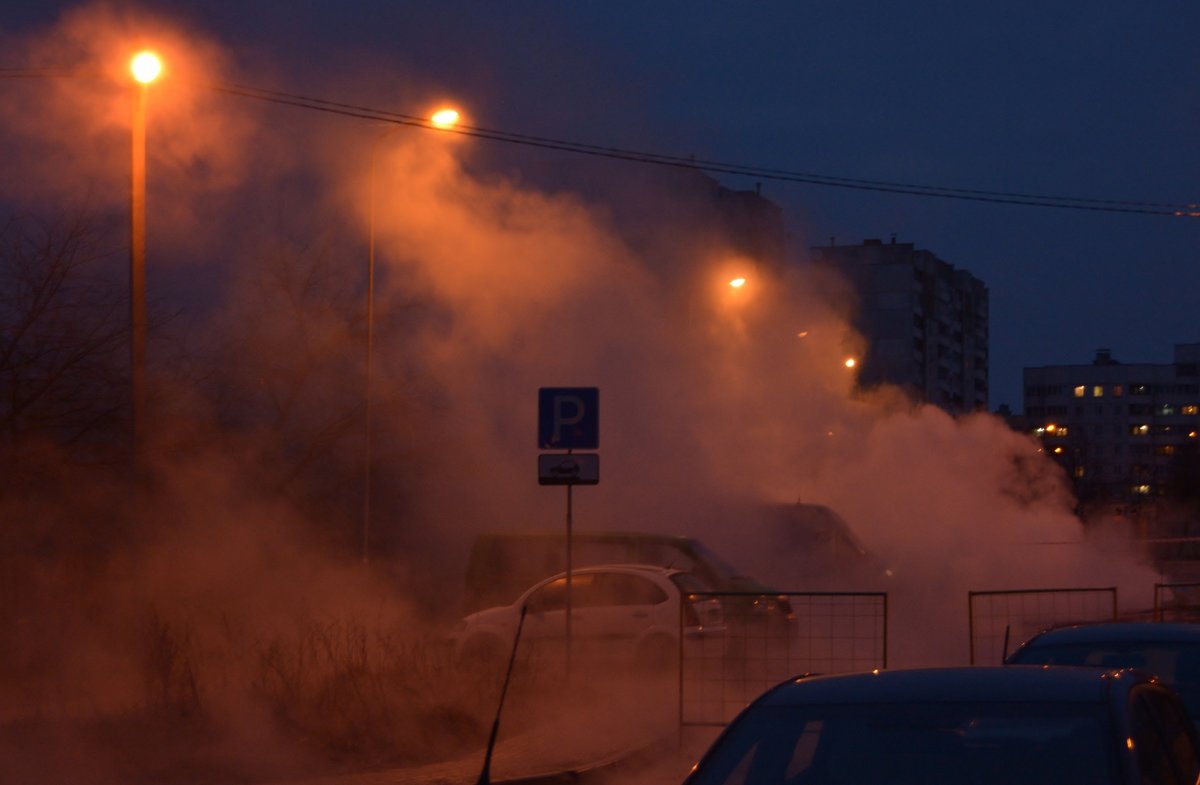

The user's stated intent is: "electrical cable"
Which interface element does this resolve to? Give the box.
[205,80,1200,218]
[4,68,1199,217]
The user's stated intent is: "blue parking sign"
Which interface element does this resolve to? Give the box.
[538,387,598,449]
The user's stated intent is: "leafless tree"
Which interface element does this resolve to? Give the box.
[0,208,128,469]
[207,238,366,539]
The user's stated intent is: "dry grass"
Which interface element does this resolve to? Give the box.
[251,616,491,766]
[0,601,514,784]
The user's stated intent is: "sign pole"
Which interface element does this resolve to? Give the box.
[536,387,599,687]
[565,464,573,682]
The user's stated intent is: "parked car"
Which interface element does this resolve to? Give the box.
[463,530,795,637]
[683,666,1200,785]
[1006,621,1200,724]
[449,563,725,673]
[464,530,782,609]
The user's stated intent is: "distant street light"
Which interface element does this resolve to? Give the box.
[430,108,460,128]
[362,107,461,564]
[129,49,161,470]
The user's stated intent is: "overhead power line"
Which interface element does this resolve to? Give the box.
[5,67,1199,218]
[205,81,1200,218]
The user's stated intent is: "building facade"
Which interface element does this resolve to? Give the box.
[1023,345,1200,507]
[811,237,989,413]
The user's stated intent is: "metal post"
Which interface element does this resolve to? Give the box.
[362,125,402,564]
[130,83,147,473]
[362,136,381,565]
[565,477,573,681]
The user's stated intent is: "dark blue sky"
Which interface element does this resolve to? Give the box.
[5,1,1200,409]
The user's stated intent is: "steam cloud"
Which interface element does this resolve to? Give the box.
[0,3,1160,780]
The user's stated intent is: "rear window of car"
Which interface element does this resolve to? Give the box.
[1010,642,1200,683]
[688,701,1118,785]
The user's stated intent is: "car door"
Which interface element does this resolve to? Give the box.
[576,572,671,658]
[519,572,608,661]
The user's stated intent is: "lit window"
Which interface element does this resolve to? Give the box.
[1112,385,1124,397]
[1074,466,1085,478]
[1093,385,1104,398]
[1131,424,1149,436]
[1074,385,1086,398]
[1053,446,1064,454]
[1133,484,1152,495]
[1189,431,1198,439]
[1158,404,1176,416]
[1183,405,1199,415]
[1157,445,1176,457]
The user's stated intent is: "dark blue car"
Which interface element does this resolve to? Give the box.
[683,666,1200,785]
[1006,622,1200,725]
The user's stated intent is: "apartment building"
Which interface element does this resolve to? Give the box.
[1023,344,1200,506]
[811,237,989,413]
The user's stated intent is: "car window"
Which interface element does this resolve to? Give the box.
[526,574,602,611]
[525,576,568,612]
[1010,641,1200,723]
[1131,688,1200,785]
[1011,642,1200,680]
[527,573,661,611]
[592,573,668,606]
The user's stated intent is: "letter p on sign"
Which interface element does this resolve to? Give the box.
[538,387,598,450]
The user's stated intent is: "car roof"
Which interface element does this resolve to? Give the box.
[1022,622,1200,646]
[756,666,1135,707]
[475,530,695,545]
[539,563,686,580]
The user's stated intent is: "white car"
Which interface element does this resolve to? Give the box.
[450,564,725,673]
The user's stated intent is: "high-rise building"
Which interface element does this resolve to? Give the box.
[1023,344,1200,506]
[811,237,989,413]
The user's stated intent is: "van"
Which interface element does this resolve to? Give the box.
[463,530,779,613]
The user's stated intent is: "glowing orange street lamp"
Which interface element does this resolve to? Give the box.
[362,105,462,563]
[129,49,161,470]
[430,107,460,129]
[130,51,162,84]
[844,357,858,369]
[729,276,747,289]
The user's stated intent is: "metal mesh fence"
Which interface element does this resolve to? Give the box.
[1154,583,1200,621]
[679,592,887,727]
[967,587,1118,665]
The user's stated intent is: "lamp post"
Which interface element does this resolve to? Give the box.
[362,107,460,564]
[129,50,161,472]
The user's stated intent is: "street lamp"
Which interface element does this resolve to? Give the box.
[362,107,460,564]
[129,50,161,471]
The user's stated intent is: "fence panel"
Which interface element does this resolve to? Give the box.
[680,591,887,728]
[967,587,1117,665]
[1154,583,1200,622]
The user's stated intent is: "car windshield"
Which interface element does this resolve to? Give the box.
[687,701,1117,785]
[686,540,746,581]
[1009,641,1200,719]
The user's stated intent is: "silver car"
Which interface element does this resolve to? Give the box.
[450,563,725,673]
